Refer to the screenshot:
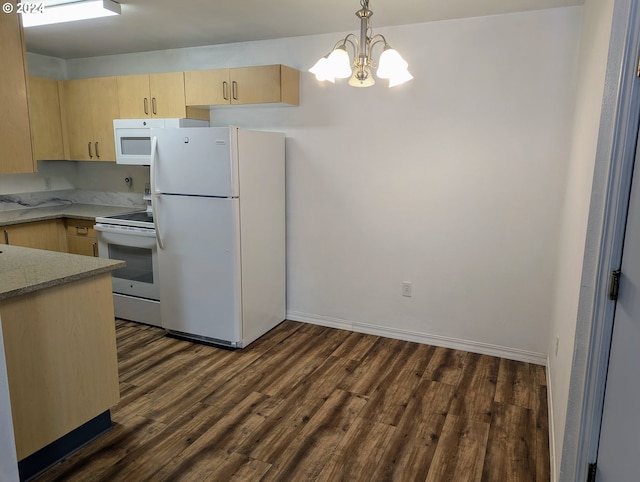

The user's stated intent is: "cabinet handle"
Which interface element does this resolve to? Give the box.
[88,142,93,158]
[223,81,228,100]
[95,142,100,158]
[92,242,98,257]
[232,81,238,101]
[3,230,8,244]
[152,97,157,115]
[76,226,89,235]
[144,97,149,115]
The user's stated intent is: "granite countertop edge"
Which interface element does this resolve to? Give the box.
[0,203,143,226]
[0,245,126,301]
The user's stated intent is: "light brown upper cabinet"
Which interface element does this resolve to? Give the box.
[29,76,66,161]
[61,77,120,161]
[185,65,299,107]
[117,72,208,120]
[0,2,36,173]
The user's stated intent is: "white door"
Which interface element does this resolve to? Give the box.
[152,127,238,197]
[156,194,242,344]
[596,151,640,480]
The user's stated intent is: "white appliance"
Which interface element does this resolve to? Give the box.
[94,211,161,327]
[150,126,285,348]
[114,118,209,165]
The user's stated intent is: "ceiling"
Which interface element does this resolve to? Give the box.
[24,0,584,59]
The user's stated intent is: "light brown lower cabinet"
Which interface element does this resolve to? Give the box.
[66,218,98,257]
[0,273,120,460]
[0,220,66,252]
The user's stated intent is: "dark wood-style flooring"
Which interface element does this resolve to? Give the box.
[35,319,550,481]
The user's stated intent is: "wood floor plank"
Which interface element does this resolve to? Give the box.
[374,378,456,480]
[423,346,469,385]
[449,353,500,423]
[330,330,379,360]
[316,417,396,481]
[482,402,536,482]
[360,342,436,426]
[533,384,551,482]
[495,358,534,409]
[259,389,368,481]
[425,414,490,482]
[337,336,410,397]
[33,321,550,482]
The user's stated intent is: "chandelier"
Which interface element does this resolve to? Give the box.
[309,0,413,88]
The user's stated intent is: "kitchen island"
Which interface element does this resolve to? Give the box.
[0,244,124,481]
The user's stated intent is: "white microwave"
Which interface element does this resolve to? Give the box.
[114,118,209,165]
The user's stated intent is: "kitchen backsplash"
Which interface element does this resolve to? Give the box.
[0,190,145,212]
[0,160,149,211]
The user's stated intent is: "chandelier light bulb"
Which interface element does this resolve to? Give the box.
[377,48,408,79]
[388,68,414,88]
[327,47,353,79]
[309,57,336,83]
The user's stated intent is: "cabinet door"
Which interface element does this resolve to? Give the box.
[67,236,98,257]
[185,69,231,106]
[88,77,119,162]
[62,79,95,160]
[2,220,67,252]
[0,2,35,173]
[29,76,66,161]
[230,65,282,105]
[149,72,187,117]
[117,74,151,118]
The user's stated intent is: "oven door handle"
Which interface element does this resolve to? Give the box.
[94,224,156,237]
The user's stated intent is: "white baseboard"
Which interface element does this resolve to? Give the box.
[546,355,557,482]
[286,311,547,366]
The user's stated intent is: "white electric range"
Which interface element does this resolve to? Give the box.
[94,210,161,327]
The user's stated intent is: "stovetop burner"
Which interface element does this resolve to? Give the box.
[107,211,154,223]
[95,210,154,229]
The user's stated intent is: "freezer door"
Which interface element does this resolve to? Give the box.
[157,194,242,343]
[151,127,239,197]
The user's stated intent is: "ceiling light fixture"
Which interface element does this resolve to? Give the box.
[22,0,121,28]
[309,0,412,88]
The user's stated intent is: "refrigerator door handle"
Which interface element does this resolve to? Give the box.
[151,193,164,250]
[149,136,164,249]
[150,136,159,195]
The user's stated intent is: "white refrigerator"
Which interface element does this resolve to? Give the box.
[150,126,286,348]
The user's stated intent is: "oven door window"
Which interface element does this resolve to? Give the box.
[110,244,154,284]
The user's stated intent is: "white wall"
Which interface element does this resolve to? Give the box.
[55,7,582,361]
[547,0,621,480]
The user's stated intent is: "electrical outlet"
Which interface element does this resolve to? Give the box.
[44,177,51,190]
[402,282,412,297]
[555,336,560,356]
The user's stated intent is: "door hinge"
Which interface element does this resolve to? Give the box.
[587,462,597,482]
[608,269,621,300]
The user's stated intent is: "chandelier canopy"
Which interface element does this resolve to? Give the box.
[309,0,413,88]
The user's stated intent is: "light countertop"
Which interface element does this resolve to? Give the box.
[0,244,124,301]
[0,203,142,227]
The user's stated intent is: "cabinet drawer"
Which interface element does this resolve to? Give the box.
[66,219,96,237]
